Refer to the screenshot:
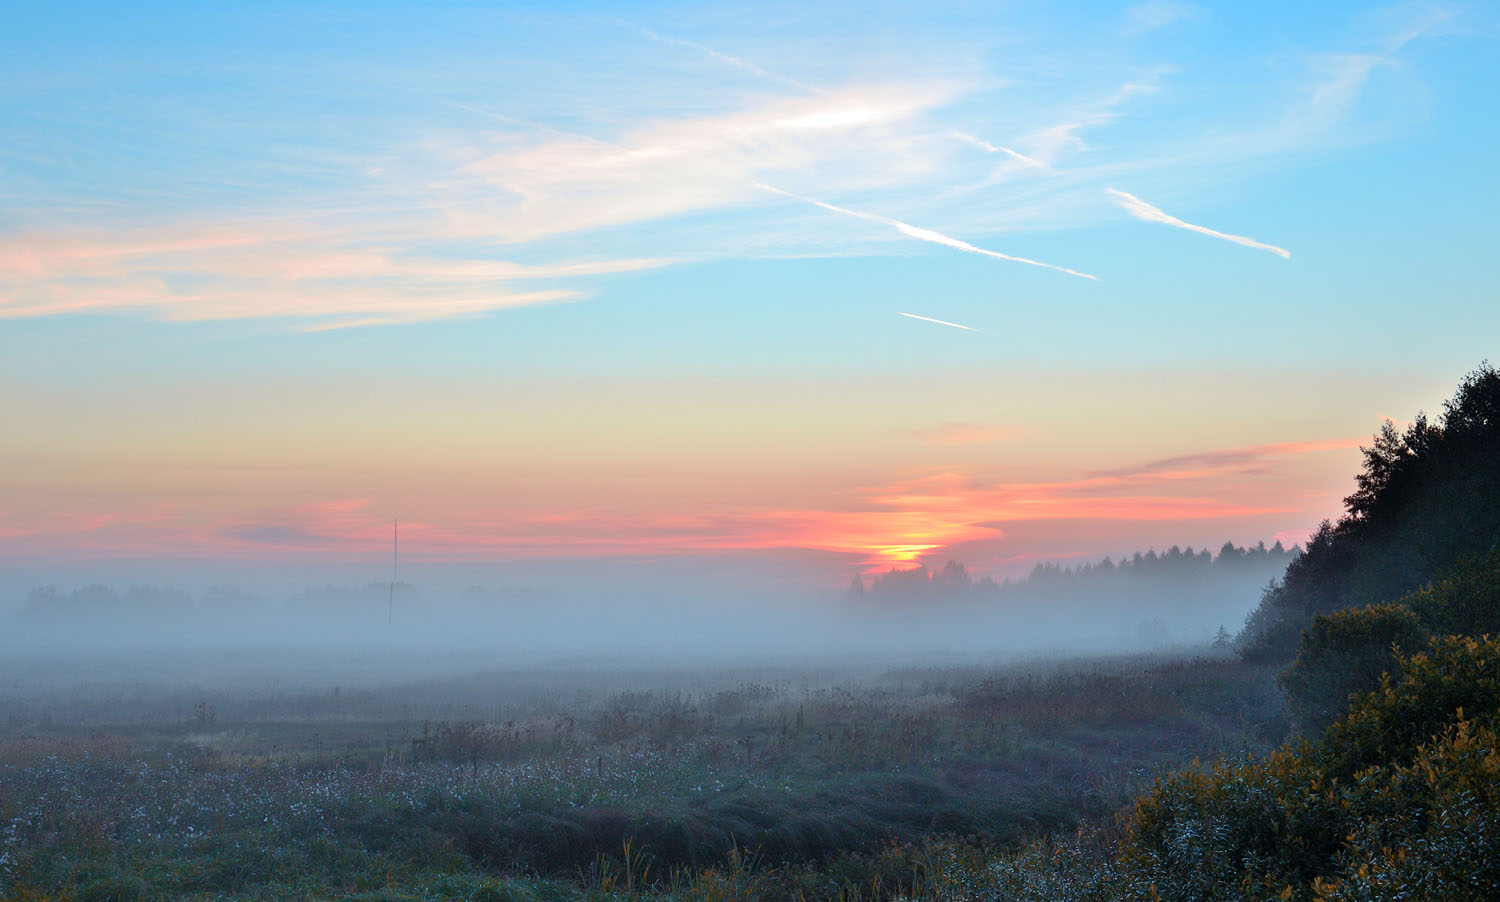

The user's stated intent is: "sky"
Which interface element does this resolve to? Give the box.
[2,0,1497,596]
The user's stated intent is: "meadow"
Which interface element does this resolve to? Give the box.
[0,648,1285,900]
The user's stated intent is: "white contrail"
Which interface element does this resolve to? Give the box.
[755,182,1098,280]
[948,130,1048,169]
[1106,188,1291,259]
[898,311,978,331]
[629,24,828,95]
[445,100,619,147]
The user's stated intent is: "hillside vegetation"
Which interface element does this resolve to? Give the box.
[1241,362,1500,662]
[910,362,1500,900]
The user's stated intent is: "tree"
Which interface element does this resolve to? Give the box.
[1241,362,1500,662]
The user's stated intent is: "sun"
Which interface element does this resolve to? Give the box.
[864,543,940,571]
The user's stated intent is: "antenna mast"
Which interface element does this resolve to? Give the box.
[388,520,397,625]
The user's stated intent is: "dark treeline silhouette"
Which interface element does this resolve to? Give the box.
[1241,361,1500,661]
[12,542,1292,653]
[850,542,1296,634]
[984,365,1500,900]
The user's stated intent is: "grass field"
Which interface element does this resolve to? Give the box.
[0,648,1285,900]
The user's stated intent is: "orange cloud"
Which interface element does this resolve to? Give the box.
[0,433,1354,575]
[219,498,397,549]
[1089,437,1363,479]
[0,224,669,329]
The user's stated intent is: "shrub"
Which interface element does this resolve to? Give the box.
[1279,603,1427,734]
[1099,635,1500,901]
[1318,718,1500,901]
[1405,548,1500,638]
[1118,744,1345,901]
[1314,635,1500,783]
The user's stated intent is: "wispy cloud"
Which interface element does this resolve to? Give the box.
[0,430,1347,569]
[628,24,828,96]
[1290,6,1456,130]
[623,21,1127,187]
[1125,1,1197,33]
[756,183,1099,279]
[1091,437,1362,479]
[460,85,956,243]
[631,22,1041,177]
[218,498,388,549]
[1308,53,1390,110]
[898,311,978,332]
[0,225,669,328]
[1373,3,1460,55]
[1,5,1458,331]
[5,77,964,327]
[1105,188,1291,258]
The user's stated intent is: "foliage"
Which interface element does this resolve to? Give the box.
[915,635,1500,902]
[0,653,1278,901]
[1278,603,1427,734]
[1278,549,1500,735]
[1241,362,1500,661]
[1313,636,1500,783]
[1405,548,1500,638]
[1317,718,1500,901]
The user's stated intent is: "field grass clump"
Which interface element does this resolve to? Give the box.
[0,652,1278,900]
[911,634,1500,902]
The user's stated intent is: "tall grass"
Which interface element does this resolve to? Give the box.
[0,651,1278,900]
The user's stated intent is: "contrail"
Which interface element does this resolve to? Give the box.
[755,182,1098,280]
[898,311,978,331]
[948,130,1049,169]
[628,24,829,95]
[1106,188,1291,259]
[444,100,618,147]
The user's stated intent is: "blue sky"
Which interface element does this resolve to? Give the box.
[2,1,1496,589]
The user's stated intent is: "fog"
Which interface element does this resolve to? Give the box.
[2,543,1292,693]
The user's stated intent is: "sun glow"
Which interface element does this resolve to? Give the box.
[866,544,941,568]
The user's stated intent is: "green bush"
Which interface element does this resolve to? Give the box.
[1318,718,1500,901]
[1119,743,1350,901]
[1100,635,1500,902]
[1314,635,1500,783]
[1279,603,1428,734]
[1406,548,1500,638]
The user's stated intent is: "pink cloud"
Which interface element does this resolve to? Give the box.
[0,431,1352,577]
[0,224,669,329]
[1089,437,1363,479]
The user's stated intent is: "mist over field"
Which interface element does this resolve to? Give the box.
[0,545,1296,714]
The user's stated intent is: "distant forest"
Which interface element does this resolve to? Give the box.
[13,541,1294,633]
[853,540,1297,604]
[11,581,545,625]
